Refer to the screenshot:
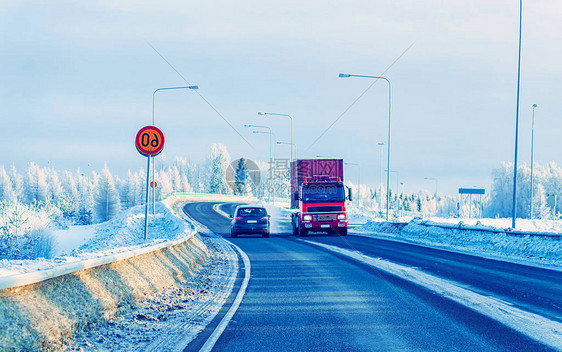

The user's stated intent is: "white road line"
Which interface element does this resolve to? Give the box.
[303,240,562,351]
[198,240,251,352]
[212,203,232,219]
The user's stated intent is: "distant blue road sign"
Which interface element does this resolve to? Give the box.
[458,188,485,195]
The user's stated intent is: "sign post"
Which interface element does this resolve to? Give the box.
[458,188,485,219]
[135,126,165,240]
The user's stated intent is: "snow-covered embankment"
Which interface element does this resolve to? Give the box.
[0,198,209,351]
[356,218,562,269]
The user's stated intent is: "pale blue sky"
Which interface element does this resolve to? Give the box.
[2,0,561,195]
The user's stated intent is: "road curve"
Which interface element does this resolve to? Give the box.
[183,201,557,352]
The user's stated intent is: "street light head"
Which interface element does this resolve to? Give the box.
[339,73,351,78]
[258,112,266,116]
[533,104,538,108]
[188,85,199,90]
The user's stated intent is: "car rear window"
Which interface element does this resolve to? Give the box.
[237,207,266,217]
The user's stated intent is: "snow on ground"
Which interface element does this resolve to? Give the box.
[346,206,377,225]
[423,217,562,234]
[67,235,237,352]
[51,225,97,257]
[0,202,192,278]
[355,219,562,269]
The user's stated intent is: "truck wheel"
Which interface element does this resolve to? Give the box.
[338,228,348,236]
[299,228,308,236]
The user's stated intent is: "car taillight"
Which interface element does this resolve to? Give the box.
[261,217,269,221]
[235,218,242,221]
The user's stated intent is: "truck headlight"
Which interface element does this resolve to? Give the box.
[337,214,346,220]
[303,215,312,221]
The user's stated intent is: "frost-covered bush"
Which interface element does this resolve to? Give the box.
[0,202,55,259]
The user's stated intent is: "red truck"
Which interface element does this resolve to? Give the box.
[290,159,352,236]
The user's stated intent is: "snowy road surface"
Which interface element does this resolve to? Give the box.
[182,202,561,352]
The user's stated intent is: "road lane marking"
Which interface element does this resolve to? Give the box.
[212,203,232,219]
[199,240,251,352]
[303,240,562,350]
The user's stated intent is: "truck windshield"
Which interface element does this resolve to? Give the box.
[302,184,345,203]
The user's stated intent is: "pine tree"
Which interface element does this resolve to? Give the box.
[170,166,182,192]
[234,158,251,195]
[207,143,231,194]
[157,170,173,200]
[76,171,94,225]
[10,165,24,202]
[180,174,192,193]
[94,165,121,222]
[25,163,48,204]
[47,168,64,203]
[121,170,138,209]
[0,166,15,203]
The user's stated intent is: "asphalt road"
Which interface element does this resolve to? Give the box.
[183,202,560,352]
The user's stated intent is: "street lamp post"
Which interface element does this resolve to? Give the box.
[530,103,538,219]
[253,130,277,204]
[385,169,398,217]
[344,162,361,208]
[259,112,293,164]
[378,142,385,216]
[277,141,297,160]
[244,124,273,202]
[399,181,405,216]
[340,73,392,220]
[424,177,438,196]
[512,0,523,229]
[152,85,198,214]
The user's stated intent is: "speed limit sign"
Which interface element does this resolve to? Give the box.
[135,126,165,156]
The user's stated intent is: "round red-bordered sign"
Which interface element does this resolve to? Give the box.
[136,126,165,156]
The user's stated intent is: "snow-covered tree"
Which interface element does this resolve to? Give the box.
[0,167,15,203]
[180,174,192,193]
[94,165,121,222]
[47,168,64,203]
[206,143,231,194]
[233,158,252,195]
[10,165,24,202]
[25,163,48,204]
[120,170,140,209]
[170,166,182,192]
[157,170,173,200]
[486,162,551,219]
[76,176,94,225]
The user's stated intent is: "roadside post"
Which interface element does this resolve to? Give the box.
[135,126,165,240]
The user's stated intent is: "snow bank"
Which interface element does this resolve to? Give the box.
[424,217,562,234]
[0,202,192,278]
[356,219,562,269]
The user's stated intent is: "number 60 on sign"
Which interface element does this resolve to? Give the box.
[135,126,165,156]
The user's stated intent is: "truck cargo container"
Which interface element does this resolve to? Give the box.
[290,159,352,236]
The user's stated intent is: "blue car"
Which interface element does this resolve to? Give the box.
[230,206,270,238]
